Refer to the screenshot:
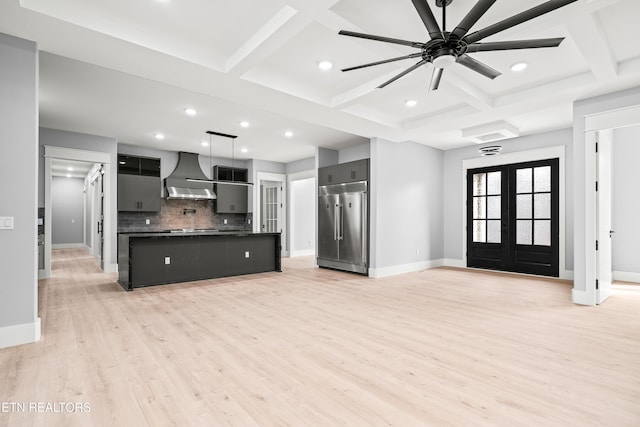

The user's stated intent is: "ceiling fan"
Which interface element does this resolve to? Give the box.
[339,0,578,90]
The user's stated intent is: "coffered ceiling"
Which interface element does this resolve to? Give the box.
[1,0,638,163]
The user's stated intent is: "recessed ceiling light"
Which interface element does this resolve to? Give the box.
[66,174,72,178]
[510,62,528,72]
[119,161,126,165]
[241,147,249,153]
[405,100,417,107]
[67,167,74,171]
[154,133,165,140]
[239,121,250,128]
[284,131,293,138]
[184,108,197,116]
[201,141,209,147]
[317,60,333,71]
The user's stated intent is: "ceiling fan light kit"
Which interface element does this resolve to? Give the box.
[478,145,503,156]
[339,0,578,91]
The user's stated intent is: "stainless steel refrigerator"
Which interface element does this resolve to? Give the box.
[317,181,368,274]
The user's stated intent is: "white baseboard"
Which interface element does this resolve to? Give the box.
[104,263,118,274]
[443,259,465,268]
[290,249,315,257]
[560,270,574,280]
[0,318,41,349]
[572,289,594,306]
[613,271,640,283]
[52,243,85,249]
[369,259,444,278]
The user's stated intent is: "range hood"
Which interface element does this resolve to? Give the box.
[165,152,216,200]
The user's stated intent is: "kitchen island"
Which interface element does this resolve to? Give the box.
[118,230,281,290]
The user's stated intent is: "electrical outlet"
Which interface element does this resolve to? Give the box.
[165,256,171,265]
[145,218,150,225]
[224,219,227,225]
[248,219,251,225]
[245,251,250,258]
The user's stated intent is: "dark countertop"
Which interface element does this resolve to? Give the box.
[119,230,279,238]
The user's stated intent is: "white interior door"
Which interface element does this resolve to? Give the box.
[261,181,281,233]
[596,130,613,304]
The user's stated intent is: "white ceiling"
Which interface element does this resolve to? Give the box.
[1,0,639,163]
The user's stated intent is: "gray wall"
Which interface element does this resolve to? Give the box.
[339,142,371,163]
[443,128,573,268]
[286,157,314,175]
[612,125,640,274]
[290,177,316,255]
[0,33,38,335]
[370,138,444,270]
[52,177,85,245]
[316,147,338,169]
[573,86,640,292]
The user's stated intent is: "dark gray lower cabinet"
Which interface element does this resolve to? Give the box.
[118,232,281,290]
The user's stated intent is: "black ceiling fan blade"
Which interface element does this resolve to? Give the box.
[429,68,444,91]
[338,30,424,48]
[377,59,428,89]
[342,53,423,72]
[466,37,565,53]
[464,0,579,45]
[456,54,501,79]
[449,0,496,40]
[410,0,443,40]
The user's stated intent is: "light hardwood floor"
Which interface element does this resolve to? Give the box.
[1,249,639,426]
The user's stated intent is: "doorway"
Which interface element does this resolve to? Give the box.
[44,146,113,279]
[467,158,559,277]
[582,104,640,305]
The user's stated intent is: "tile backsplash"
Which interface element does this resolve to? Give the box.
[118,199,251,232]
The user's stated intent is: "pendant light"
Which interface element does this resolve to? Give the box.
[186,130,254,186]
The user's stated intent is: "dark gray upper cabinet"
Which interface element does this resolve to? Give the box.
[213,165,248,214]
[118,155,161,212]
[318,158,369,186]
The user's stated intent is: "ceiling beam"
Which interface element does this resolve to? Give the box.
[225,6,299,75]
[564,13,617,81]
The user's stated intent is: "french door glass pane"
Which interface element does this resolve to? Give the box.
[534,220,551,246]
[473,197,486,219]
[487,172,501,195]
[534,193,551,218]
[534,166,551,192]
[516,195,532,219]
[473,173,486,196]
[487,196,501,219]
[517,220,533,245]
[516,168,532,193]
[473,220,486,243]
[487,220,501,243]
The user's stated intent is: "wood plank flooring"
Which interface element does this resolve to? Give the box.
[1,248,639,426]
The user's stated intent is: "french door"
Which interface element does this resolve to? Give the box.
[467,158,559,277]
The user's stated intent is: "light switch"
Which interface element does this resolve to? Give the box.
[165,256,171,265]
[0,217,14,230]
[223,219,227,225]
[245,251,250,258]
[145,219,151,225]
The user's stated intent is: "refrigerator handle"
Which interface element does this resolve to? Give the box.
[339,203,344,240]
[334,203,339,241]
